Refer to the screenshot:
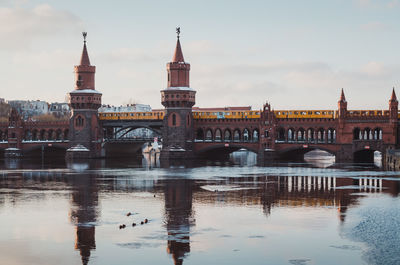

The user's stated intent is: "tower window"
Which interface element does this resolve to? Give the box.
[172,114,176,126]
[168,73,170,82]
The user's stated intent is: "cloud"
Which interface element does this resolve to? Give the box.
[0,4,82,50]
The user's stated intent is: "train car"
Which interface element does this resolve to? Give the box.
[274,110,335,119]
[99,110,165,120]
[348,110,388,117]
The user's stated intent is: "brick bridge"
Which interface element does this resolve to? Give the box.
[1,32,398,164]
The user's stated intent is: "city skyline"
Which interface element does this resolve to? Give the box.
[1,0,400,110]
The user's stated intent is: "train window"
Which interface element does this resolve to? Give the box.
[323,112,326,115]
[308,111,312,115]
[289,112,293,115]
[294,112,298,115]
[207,112,210,115]
[232,112,236,115]
[256,112,259,115]
[301,112,306,115]
[130,113,133,116]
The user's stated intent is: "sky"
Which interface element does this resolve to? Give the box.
[0,0,400,110]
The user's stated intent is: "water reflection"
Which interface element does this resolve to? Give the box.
[164,180,194,265]
[69,175,99,265]
[0,160,399,264]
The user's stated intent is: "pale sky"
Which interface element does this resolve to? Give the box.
[1,0,400,110]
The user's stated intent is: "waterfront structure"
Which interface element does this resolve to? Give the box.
[66,32,103,159]
[0,31,398,164]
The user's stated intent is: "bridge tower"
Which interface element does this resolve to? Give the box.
[389,88,398,145]
[160,29,196,164]
[66,33,103,159]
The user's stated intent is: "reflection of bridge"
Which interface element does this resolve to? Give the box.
[1,31,398,164]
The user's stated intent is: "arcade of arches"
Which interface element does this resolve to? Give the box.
[195,128,259,143]
[276,127,336,143]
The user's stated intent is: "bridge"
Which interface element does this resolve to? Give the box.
[1,32,398,165]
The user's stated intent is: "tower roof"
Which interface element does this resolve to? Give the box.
[390,87,397,101]
[339,88,346,102]
[172,38,185,63]
[80,32,91,66]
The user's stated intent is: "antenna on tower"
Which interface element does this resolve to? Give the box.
[82,32,87,43]
[176,27,180,39]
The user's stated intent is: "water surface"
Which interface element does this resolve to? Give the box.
[0,154,399,265]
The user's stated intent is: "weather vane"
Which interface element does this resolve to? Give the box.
[82,32,87,43]
[176,27,180,39]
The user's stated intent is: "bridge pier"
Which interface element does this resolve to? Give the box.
[160,148,195,167]
[257,149,276,166]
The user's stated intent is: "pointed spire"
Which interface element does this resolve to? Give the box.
[390,87,397,101]
[172,27,185,63]
[80,32,91,66]
[339,88,346,102]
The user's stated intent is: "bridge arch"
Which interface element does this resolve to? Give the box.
[278,146,337,161]
[195,143,259,156]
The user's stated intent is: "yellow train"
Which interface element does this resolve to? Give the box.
[99,109,394,120]
[99,111,165,120]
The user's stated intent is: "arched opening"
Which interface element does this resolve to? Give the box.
[307,128,315,142]
[297,128,305,142]
[253,129,259,142]
[224,129,232,142]
[354,149,376,164]
[288,128,295,142]
[0,130,4,141]
[56,129,63,140]
[40,130,46,141]
[233,129,241,142]
[243,128,250,142]
[48,129,55,140]
[364,128,372,140]
[63,129,69,140]
[196,128,204,141]
[317,128,325,143]
[327,128,336,143]
[373,128,382,140]
[277,128,285,141]
[32,129,38,141]
[205,129,213,142]
[304,149,336,168]
[215,129,222,142]
[279,147,335,164]
[24,129,32,141]
[353,128,361,140]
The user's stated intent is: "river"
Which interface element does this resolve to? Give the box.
[0,152,399,265]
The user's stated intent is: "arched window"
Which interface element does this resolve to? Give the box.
[243,129,250,142]
[253,129,259,142]
[172,114,176,126]
[224,129,231,142]
[215,129,222,141]
[76,116,84,127]
[205,129,213,141]
[187,114,190,126]
[234,129,241,142]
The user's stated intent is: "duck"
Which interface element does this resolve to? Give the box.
[144,218,148,224]
[140,221,144,225]
[127,212,132,216]
[132,222,136,227]
[119,224,126,229]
